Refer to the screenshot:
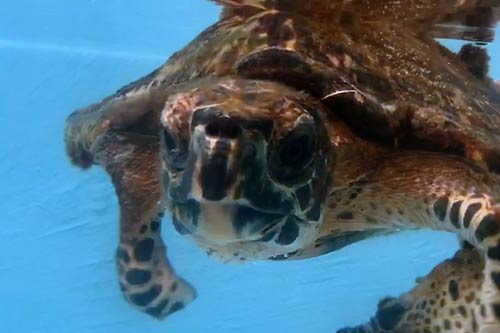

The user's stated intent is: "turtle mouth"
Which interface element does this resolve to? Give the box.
[171,198,290,242]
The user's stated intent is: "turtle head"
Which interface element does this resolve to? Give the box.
[160,78,333,260]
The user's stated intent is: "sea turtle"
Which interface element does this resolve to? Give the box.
[64,0,500,331]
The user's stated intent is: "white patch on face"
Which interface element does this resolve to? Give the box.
[188,125,206,201]
[197,203,236,244]
[190,159,203,201]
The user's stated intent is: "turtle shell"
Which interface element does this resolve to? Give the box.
[65,0,500,172]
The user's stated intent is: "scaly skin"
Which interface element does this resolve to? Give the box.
[338,247,485,333]
[321,143,500,331]
[93,132,196,317]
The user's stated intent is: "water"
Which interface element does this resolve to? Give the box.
[1,1,499,332]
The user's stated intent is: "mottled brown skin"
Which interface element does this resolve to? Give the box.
[217,0,500,33]
[94,132,196,316]
[339,247,486,333]
[63,0,500,331]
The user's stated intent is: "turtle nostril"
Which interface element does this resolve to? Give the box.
[205,117,241,139]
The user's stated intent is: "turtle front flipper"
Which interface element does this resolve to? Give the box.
[64,81,167,169]
[94,132,196,319]
[326,150,500,332]
[337,248,484,333]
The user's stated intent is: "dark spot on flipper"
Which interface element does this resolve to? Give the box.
[458,305,467,317]
[375,299,408,330]
[337,211,353,220]
[493,303,500,319]
[150,221,160,232]
[305,202,321,221]
[117,248,131,263]
[126,268,152,285]
[119,282,126,292]
[488,242,500,260]
[463,203,482,228]
[449,201,462,228]
[491,272,500,289]
[433,196,448,221]
[170,282,178,292]
[448,280,459,301]
[145,299,170,318]
[443,319,451,329]
[130,285,162,307]
[295,185,311,211]
[475,214,499,242]
[276,217,299,245]
[134,238,155,262]
[167,302,185,315]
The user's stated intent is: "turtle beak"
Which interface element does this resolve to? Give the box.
[196,117,242,201]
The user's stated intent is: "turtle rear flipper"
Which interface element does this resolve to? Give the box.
[94,132,196,318]
[337,248,485,333]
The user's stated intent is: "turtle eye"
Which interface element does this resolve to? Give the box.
[279,133,313,167]
[269,128,316,184]
[161,128,187,171]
